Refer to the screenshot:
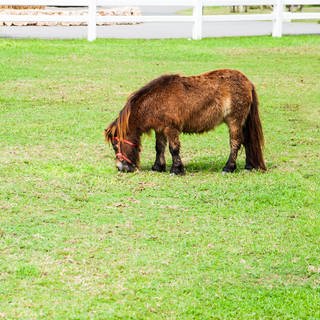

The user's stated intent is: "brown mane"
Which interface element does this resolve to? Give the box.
[104,101,131,143]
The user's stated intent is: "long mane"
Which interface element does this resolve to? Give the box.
[104,100,132,143]
[104,74,179,143]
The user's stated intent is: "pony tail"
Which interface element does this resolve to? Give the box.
[242,86,266,171]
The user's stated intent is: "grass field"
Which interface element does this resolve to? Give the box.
[0,35,320,319]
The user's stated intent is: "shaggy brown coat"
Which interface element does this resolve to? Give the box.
[105,69,266,174]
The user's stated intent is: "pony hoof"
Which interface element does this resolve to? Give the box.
[170,171,186,176]
[152,164,166,172]
[222,166,236,173]
[170,172,185,176]
[222,169,234,174]
[170,169,185,176]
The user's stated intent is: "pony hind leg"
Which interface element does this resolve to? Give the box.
[164,128,185,175]
[152,131,167,172]
[223,121,243,173]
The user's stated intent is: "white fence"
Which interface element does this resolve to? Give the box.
[0,0,319,40]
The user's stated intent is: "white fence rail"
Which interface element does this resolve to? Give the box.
[0,0,319,40]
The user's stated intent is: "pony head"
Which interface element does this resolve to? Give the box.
[104,107,140,172]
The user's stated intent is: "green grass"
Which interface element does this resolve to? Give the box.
[0,35,320,319]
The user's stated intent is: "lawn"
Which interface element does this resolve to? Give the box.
[0,35,319,319]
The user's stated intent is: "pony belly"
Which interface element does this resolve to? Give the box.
[182,113,224,134]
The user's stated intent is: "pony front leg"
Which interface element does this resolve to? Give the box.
[152,131,167,172]
[165,128,185,175]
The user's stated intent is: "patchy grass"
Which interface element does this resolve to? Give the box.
[0,36,320,319]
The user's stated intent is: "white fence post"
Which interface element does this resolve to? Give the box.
[88,0,97,41]
[192,0,203,40]
[272,0,284,37]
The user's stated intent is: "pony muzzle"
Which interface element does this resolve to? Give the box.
[116,160,135,172]
[116,154,135,172]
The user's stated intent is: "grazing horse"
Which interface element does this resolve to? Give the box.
[104,69,266,174]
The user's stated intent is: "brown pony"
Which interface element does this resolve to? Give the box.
[104,69,266,174]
